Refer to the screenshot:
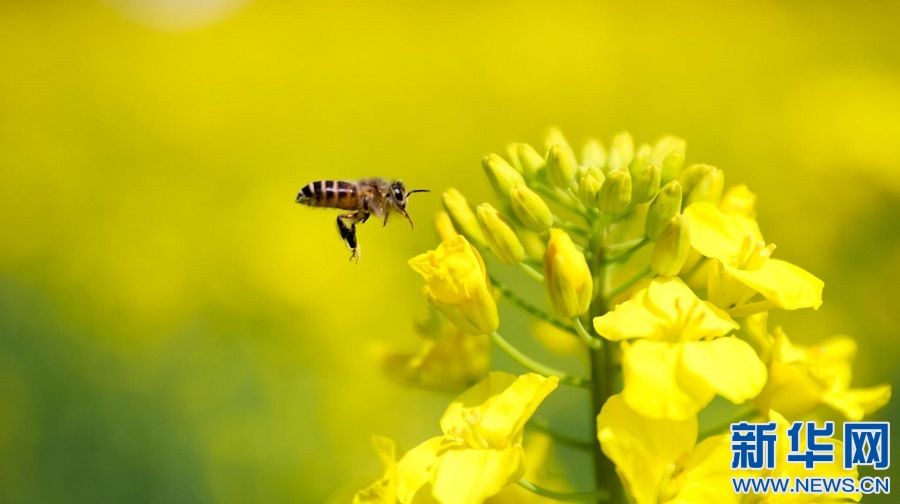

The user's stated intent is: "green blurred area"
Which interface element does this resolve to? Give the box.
[1,0,898,502]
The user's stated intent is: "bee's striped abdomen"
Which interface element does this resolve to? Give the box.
[296,180,360,210]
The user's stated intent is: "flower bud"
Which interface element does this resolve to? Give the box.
[678,164,713,195]
[646,180,683,239]
[547,144,578,189]
[630,157,661,204]
[652,136,686,181]
[476,203,525,264]
[434,211,459,242]
[516,143,545,178]
[510,186,553,232]
[582,139,607,172]
[577,172,604,208]
[598,169,632,215]
[650,215,691,276]
[544,127,574,158]
[685,165,724,205]
[517,227,546,260]
[544,229,593,317]
[482,153,525,198]
[442,188,486,246]
[607,131,634,172]
[505,143,522,172]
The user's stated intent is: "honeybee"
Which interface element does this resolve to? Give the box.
[295,178,429,261]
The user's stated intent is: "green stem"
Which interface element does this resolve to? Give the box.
[490,276,576,336]
[535,184,587,219]
[603,237,649,264]
[491,331,591,389]
[527,418,594,450]
[517,480,609,503]
[606,265,651,300]
[519,262,545,282]
[554,216,589,237]
[588,244,625,504]
[573,317,603,349]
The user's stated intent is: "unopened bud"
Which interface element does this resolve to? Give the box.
[598,169,632,215]
[652,136,686,181]
[678,164,713,195]
[577,172,604,208]
[544,229,593,317]
[510,186,553,232]
[547,144,578,189]
[476,203,525,264]
[434,211,459,242]
[630,160,661,204]
[686,165,724,205]
[442,188,486,246]
[544,127,574,158]
[482,153,525,198]
[517,227,546,260]
[646,180,683,239]
[516,143,545,178]
[582,139,607,172]
[651,215,691,276]
[505,144,522,172]
[607,131,634,172]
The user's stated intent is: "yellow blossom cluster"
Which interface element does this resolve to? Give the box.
[357,130,891,504]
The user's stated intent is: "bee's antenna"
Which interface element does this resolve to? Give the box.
[407,189,430,196]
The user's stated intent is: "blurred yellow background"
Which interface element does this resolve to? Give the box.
[1,0,898,502]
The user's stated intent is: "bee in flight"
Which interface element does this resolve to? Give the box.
[295,178,429,261]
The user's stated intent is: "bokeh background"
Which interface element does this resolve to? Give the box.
[1,0,898,502]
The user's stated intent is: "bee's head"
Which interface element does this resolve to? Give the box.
[389,180,429,228]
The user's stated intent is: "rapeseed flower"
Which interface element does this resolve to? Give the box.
[381,310,490,392]
[597,395,739,504]
[354,372,558,504]
[684,202,823,313]
[593,277,766,419]
[748,314,892,420]
[365,130,889,504]
[409,235,499,335]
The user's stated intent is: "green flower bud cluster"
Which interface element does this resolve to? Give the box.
[443,131,704,276]
[389,128,888,504]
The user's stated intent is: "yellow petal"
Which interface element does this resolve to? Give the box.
[754,361,824,419]
[725,259,823,310]
[597,395,697,504]
[431,446,524,504]
[681,338,767,404]
[644,277,739,340]
[684,202,753,261]
[593,287,660,341]
[354,437,399,504]
[822,384,892,420]
[621,341,714,420]
[441,372,558,448]
[395,436,443,503]
[593,277,738,342]
[667,435,741,504]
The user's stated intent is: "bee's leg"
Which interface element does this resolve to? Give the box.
[337,211,368,262]
[383,212,390,227]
